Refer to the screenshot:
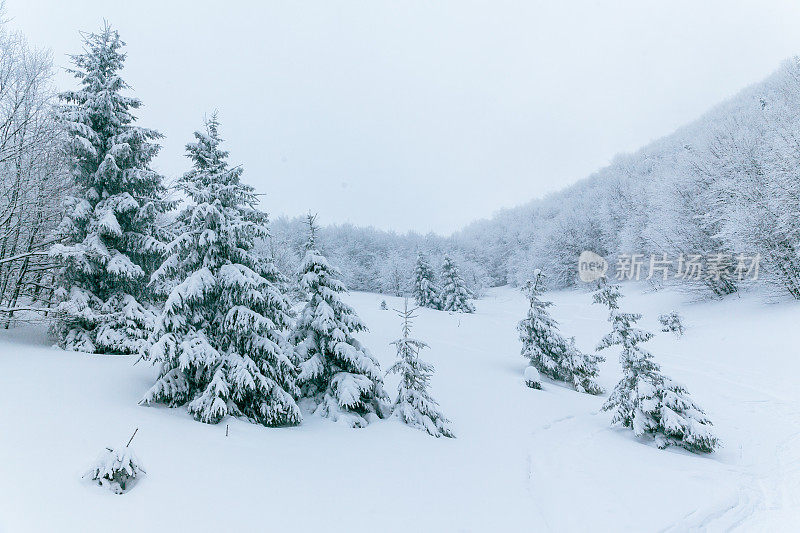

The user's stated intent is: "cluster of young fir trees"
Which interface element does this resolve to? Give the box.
[411,252,475,313]
[49,24,453,437]
[517,271,717,453]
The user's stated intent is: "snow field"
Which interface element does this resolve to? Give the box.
[0,285,799,531]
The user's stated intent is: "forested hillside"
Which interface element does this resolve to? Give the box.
[266,59,800,299]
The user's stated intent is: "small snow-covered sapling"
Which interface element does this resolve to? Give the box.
[659,311,684,337]
[593,280,717,453]
[83,428,145,494]
[518,270,603,394]
[387,299,454,438]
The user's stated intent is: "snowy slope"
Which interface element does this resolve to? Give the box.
[1,285,799,532]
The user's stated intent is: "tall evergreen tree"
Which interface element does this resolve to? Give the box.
[593,278,718,453]
[292,215,389,427]
[412,252,441,310]
[387,299,454,438]
[518,269,603,394]
[141,116,300,427]
[50,24,172,354]
[440,255,475,313]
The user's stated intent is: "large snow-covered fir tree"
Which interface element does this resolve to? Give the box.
[387,300,454,438]
[50,24,172,354]
[518,269,603,394]
[140,116,301,427]
[593,278,718,453]
[412,252,441,310]
[292,215,389,427]
[440,255,475,313]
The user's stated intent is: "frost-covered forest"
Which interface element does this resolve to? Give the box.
[266,60,800,300]
[2,5,800,532]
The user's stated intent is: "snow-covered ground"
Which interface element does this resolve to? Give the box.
[1,285,799,532]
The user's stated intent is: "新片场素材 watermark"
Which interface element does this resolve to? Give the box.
[577,252,760,282]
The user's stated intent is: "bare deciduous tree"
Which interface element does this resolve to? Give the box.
[0,23,70,326]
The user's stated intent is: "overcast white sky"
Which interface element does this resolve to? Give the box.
[8,1,800,234]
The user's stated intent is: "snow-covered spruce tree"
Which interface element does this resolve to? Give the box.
[592,278,718,452]
[518,269,603,394]
[50,24,172,354]
[140,116,300,427]
[387,300,454,438]
[292,215,389,427]
[439,255,475,313]
[412,252,441,310]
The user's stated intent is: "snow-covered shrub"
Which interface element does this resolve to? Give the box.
[659,312,684,336]
[593,278,718,453]
[524,366,542,390]
[84,445,145,494]
[518,270,603,394]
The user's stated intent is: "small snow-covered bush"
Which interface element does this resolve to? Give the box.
[524,366,542,390]
[380,300,388,310]
[84,446,145,494]
[659,312,685,336]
